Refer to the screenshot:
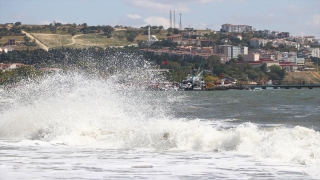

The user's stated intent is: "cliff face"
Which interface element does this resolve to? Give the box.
[284,72,320,84]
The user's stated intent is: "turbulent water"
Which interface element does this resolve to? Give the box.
[1,62,320,179]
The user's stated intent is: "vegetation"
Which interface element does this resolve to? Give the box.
[0,46,317,85]
[0,66,41,85]
[143,51,285,83]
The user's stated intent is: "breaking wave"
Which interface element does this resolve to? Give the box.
[0,53,319,178]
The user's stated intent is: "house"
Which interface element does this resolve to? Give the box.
[244,53,260,62]
[271,31,279,37]
[8,39,16,45]
[250,38,268,48]
[0,63,26,71]
[217,53,229,63]
[278,32,290,38]
[220,38,230,44]
[166,34,182,42]
[181,32,203,38]
[228,33,242,40]
[303,36,315,43]
[200,40,215,47]
[279,60,299,72]
[237,58,280,69]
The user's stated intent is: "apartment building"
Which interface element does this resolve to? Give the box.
[221,24,254,33]
[214,45,248,60]
[250,38,268,48]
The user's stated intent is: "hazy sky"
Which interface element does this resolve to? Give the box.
[1,0,319,38]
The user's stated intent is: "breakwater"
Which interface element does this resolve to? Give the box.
[244,84,320,90]
[204,84,320,91]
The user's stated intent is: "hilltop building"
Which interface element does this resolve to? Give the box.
[221,23,255,33]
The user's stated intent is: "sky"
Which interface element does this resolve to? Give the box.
[1,0,320,38]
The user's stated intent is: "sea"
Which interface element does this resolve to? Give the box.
[0,72,320,180]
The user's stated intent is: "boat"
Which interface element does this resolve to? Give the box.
[180,67,205,91]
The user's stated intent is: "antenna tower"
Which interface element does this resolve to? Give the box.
[173,11,175,29]
[169,11,172,28]
[179,13,182,30]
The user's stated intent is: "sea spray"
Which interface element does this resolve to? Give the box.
[0,52,320,178]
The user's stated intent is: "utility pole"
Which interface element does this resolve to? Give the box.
[173,10,175,29]
[169,11,172,28]
[179,13,182,30]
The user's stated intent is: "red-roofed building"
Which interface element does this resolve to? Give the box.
[166,35,182,42]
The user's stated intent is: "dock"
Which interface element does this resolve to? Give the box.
[244,84,320,90]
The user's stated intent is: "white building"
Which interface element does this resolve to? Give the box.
[310,48,320,58]
[221,24,254,33]
[214,45,248,60]
[250,38,268,48]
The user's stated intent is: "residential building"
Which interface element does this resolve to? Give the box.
[278,32,290,38]
[217,54,229,64]
[303,36,315,42]
[0,63,26,71]
[271,31,279,37]
[244,53,260,61]
[220,38,230,45]
[166,34,182,42]
[250,38,268,48]
[8,39,15,45]
[237,58,280,69]
[279,61,299,72]
[310,48,320,58]
[214,45,248,60]
[229,34,242,40]
[181,32,203,38]
[221,23,254,33]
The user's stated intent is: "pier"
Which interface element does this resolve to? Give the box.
[244,84,320,90]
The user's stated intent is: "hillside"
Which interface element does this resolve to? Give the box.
[284,71,320,84]
[24,30,169,49]
[30,33,73,48]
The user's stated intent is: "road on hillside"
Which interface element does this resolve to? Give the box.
[22,30,49,51]
[63,34,83,47]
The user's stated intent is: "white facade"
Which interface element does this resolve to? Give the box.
[221,24,254,33]
[250,38,268,48]
[311,48,320,58]
[214,45,248,60]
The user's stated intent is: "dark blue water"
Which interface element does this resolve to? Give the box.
[171,89,320,131]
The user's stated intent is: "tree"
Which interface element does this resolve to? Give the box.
[159,25,164,30]
[126,35,135,42]
[15,22,22,26]
[191,35,197,39]
[237,54,244,62]
[103,25,114,38]
[269,65,286,80]
[173,28,179,34]
[24,36,30,43]
[260,63,268,73]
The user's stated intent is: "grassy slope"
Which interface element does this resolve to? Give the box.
[31,33,73,48]
[284,71,320,84]
[25,29,212,49]
[0,35,24,45]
